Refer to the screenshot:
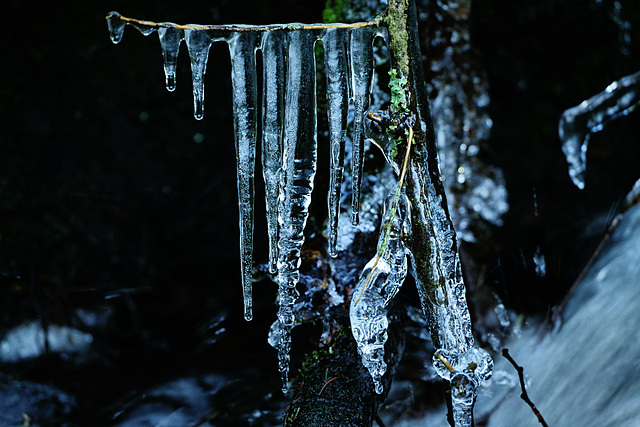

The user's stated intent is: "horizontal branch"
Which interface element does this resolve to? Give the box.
[105,11,382,33]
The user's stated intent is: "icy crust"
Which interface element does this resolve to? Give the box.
[350,190,410,394]
[559,70,640,189]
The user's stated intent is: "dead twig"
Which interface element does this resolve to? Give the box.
[502,349,548,427]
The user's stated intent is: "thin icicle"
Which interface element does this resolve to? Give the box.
[559,70,640,189]
[323,28,350,257]
[228,32,260,322]
[349,27,375,226]
[185,29,214,120]
[261,31,288,274]
[350,190,410,394]
[158,27,184,92]
[271,29,318,393]
[106,12,126,44]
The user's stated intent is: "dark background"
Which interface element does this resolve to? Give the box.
[0,0,638,425]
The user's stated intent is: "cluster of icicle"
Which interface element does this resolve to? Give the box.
[559,70,640,189]
[106,11,383,392]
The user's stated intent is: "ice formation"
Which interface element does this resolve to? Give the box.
[228,32,260,321]
[349,27,375,226]
[106,12,492,418]
[559,70,640,189]
[106,12,379,355]
[323,28,350,257]
[350,190,410,394]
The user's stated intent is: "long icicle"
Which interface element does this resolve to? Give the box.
[323,28,350,257]
[262,31,288,274]
[349,26,375,226]
[228,32,260,321]
[185,29,214,120]
[274,29,318,393]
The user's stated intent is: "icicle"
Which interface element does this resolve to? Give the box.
[404,130,493,424]
[323,28,350,257]
[350,190,410,394]
[271,29,318,393]
[228,32,260,322]
[185,29,214,120]
[432,347,493,427]
[158,27,184,92]
[559,70,640,189]
[106,12,126,44]
[261,31,288,274]
[349,27,375,226]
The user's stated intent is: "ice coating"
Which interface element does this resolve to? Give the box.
[350,191,410,394]
[228,32,260,321]
[272,29,318,393]
[158,27,184,92]
[433,347,493,427]
[185,29,214,120]
[106,12,126,44]
[559,70,640,189]
[261,31,288,274]
[323,28,350,257]
[349,26,375,225]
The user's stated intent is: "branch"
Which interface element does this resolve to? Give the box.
[502,349,549,427]
[105,11,381,33]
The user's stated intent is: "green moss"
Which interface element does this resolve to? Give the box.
[323,0,347,23]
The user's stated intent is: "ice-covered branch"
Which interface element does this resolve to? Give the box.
[106,11,379,35]
[559,70,640,189]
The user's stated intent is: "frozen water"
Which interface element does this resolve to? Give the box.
[272,29,318,393]
[158,27,184,92]
[349,27,375,226]
[185,29,215,120]
[323,28,350,257]
[228,32,260,321]
[559,70,640,189]
[106,12,126,44]
[350,190,410,394]
[261,31,287,274]
[433,346,493,427]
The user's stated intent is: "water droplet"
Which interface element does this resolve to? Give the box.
[106,12,126,44]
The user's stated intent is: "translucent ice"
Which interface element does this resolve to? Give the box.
[228,32,260,321]
[272,29,318,393]
[559,70,640,189]
[158,27,184,92]
[185,29,215,120]
[323,28,350,257]
[106,12,127,44]
[261,31,288,274]
[433,346,493,427]
[350,190,410,394]
[349,27,375,225]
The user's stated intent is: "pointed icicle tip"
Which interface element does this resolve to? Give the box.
[185,29,214,120]
[158,27,184,92]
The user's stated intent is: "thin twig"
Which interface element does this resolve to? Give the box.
[317,376,340,396]
[106,11,380,32]
[502,349,548,427]
[354,126,413,306]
